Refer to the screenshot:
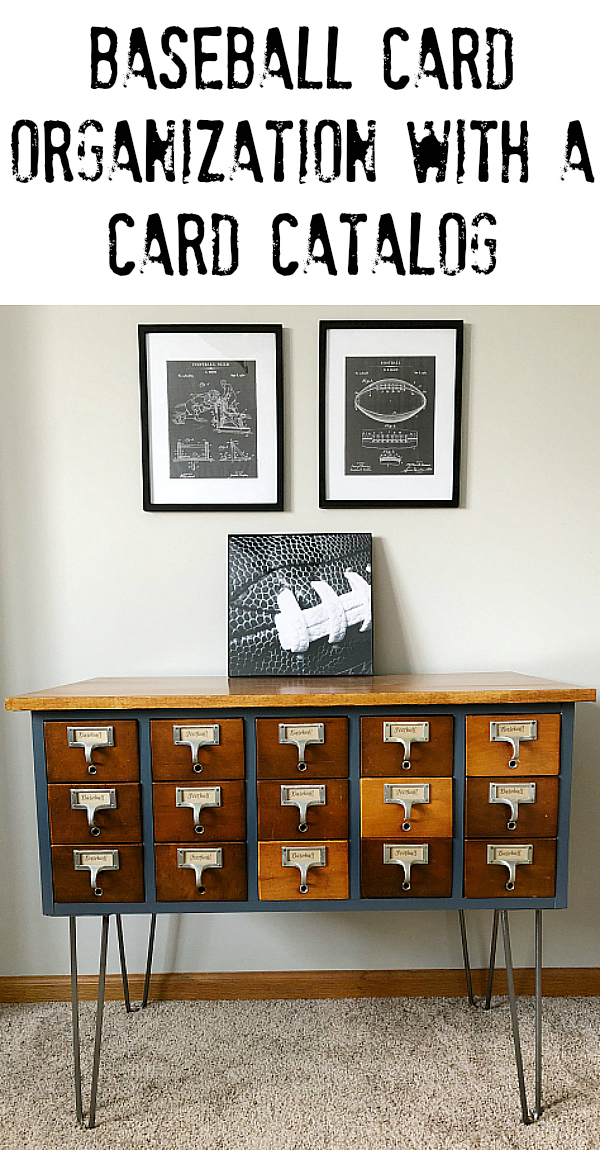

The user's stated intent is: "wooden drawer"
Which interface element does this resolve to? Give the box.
[155,842,247,901]
[256,718,348,779]
[360,777,452,839]
[465,777,559,838]
[361,839,453,899]
[464,839,557,898]
[153,781,246,842]
[51,844,144,903]
[360,716,453,776]
[44,721,139,783]
[48,783,142,843]
[151,719,244,780]
[258,840,349,900]
[257,781,348,840]
[466,714,560,776]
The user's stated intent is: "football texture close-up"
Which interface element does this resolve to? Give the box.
[228,533,373,677]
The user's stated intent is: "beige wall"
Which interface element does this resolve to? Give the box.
[0,305,598,976]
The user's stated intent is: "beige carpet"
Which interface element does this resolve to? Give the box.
[1,996,600,1148]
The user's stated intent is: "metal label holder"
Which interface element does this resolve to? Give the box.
[382,721,430,770]
[489,782,537,830]
[175,786,222,834]
[67,727,115,774]
[70,789,117,836]
[383,843,429,890]
[489,721,538,769]
[278,723,325,772]
[177,846,223,892]
[281,845,327,893]
[73,849,120,897]
[172,724,220,773]
[383,782,430,831]
[487,844,534,890]
[280,784,326,832]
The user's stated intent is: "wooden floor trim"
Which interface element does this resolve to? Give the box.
[1,967,600,1003]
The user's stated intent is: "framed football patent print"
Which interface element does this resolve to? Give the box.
[319,320,463,508]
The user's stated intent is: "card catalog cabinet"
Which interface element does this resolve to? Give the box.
[6,675,593,916]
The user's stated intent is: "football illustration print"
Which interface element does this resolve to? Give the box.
[228,533,373,677]
[345,356,435,477]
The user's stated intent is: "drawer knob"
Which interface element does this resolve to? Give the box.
[382,722,429,771]
[487,844,533,890]
[67,727,115,774]
[280,785,326,833]
[279,724,325,773]
[384,783,430,831]
[172,725,220,773]
[177,847,223,894]
[70,788,117,836]
[281,845,326,894]
[489,782,536,831]
[489,721,538,769]
[73,848,119,896]
[175,786,222,835]
[383,843,429,891]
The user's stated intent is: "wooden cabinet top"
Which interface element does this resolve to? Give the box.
[4,672,596,711]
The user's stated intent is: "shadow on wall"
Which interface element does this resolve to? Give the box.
[372,536,412,675]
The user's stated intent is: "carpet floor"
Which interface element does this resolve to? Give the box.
[1,996,600,1149]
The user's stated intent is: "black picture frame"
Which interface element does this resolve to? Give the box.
[139,324,284,512]
[319,320,463,508]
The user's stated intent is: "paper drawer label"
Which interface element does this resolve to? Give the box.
[284,848,326,865]
[384,722,429,741]
[493,722,537,740]
[76,851,118,868]
[178,726,219,743]
[488,845,533,864]
[385,784,430,803]
[283,787,324,803]
[178,788,220,805]
[491,784,536,801]
[282,725,323,742]
[73,728,111,744]
[72,790,114,806]
[179,849,222,868]
[385,845,428,863]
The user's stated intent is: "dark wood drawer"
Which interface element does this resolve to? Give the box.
[45,721,139,783]
[361,839,453,899]
[256,718,348,779]
[258,840,349,900]
[153,782,246,842]
[155,842,247,901]
[464,838,557,898]
[257,781,348,840]
[466,714,560,776]
[360,716,453,776]
[360,777,452,839]
[51,845,144,903]
[48,783,142,843]
[151,719,244,780]
[465,777,559,838]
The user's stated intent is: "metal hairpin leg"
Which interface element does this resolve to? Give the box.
[69,918,84,1127]
[483,910,500,1010]
[458,910,476,1006]
[500,910,543,1125]
[142,914,157,1009]
[88,915,110,1129]
[115,915,136,1013]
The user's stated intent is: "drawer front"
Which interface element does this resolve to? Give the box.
[465,778,559,838]
[51,844,144,903]
[464,838,557,898]
[153,781,246,842]
[48,783,142,843]
[155,842,247,901]
[45,721,139,783]
[256,718,348,779]
[465,714,560,776]
[360,716,453,777]
[257,781,348,841]
[151,719,245,780]
[258,840,349,900]
[360,777,452,839]
[361,839,453,899]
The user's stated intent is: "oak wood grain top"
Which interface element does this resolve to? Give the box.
[4,673,596,711]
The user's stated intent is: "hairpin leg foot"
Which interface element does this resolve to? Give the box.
[458,910,476,1006]
[142,914,157,1009]
[115,914,137,1013]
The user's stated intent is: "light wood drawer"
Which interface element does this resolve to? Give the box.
[150,719,244,780]
[45,721,139,783]
[155,842,247,902]
[360,777,452,839]
[465,714,560,776]
[51,844,144,903]
[48,783,142,843]
[464,838,556,898]
[258,840,349,900]
[257,781,348,841]
[360,716,453,777]
[153,781,246,842]
[465,778,559,838]
[361,839,453,899]
[256,718,348,779]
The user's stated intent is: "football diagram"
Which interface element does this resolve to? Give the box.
[354,379,427,424]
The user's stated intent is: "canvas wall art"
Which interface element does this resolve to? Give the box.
[228,533,373,677]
